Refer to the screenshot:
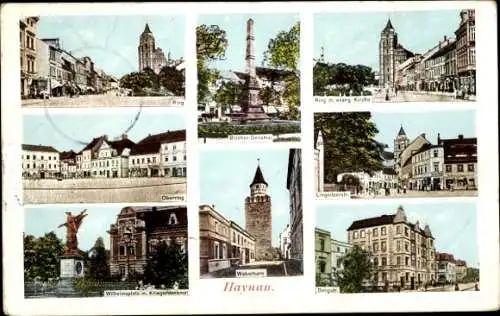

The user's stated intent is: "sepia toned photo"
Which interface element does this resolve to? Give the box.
[313,9,476,104]
[20,15,185,108]
[22,111,187,204]
[199,149,303,278]
[314,110,477,199]
[197,14,300,143]
[315,202,479,293]
[24,205,188,298]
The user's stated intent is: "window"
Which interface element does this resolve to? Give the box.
[381,241,387,252]
[397,241,401,251]
[168,212,178,225]
[213,242,220,259]
[457,164,464,172]
[152,157,156,163]
[373,228,378,237]
[119,246,125,256]
[184,155,187,161]
[165,157,168,162]
[396,226,402,235]
[373,257,379,266]
[405,257,409,266]
[320,239,325,251]
[360,230,365,238]
[446,165,452,172]
[49,156,52,160]
[381,257,387,266]
[319,261,326,273]
[147,158,151,163]
[353,231,358,239]
[373,243,379,252]
[381,227,386,236]
[26,155,30,160]
[468,164,474,172]
[404,227,409,237]
[397,256,401,265]
[433,162,439,172]
[173,156,177,161]
[405,242,409,251]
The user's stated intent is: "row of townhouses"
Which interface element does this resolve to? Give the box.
[22,130,186,179]
[315,206,469,290]
[380,9,476,96]
[20,17,119,99]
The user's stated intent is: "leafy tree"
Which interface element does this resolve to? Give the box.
[313,62,376,96]
[87,237,110,280]
[24,232,64,281]
[214,81,243,112]
[158,66,185,96]
[119,71,154,93]
[334,245,373,293]
[314,112,384,183]
[143,242,188,289]
[259,85,282,107]
[197,24,228,103]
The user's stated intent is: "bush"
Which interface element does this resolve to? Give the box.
[198,122,301,138]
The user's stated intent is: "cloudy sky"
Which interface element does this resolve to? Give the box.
[314,10,462,71]
[23,110,185,153]
[199,149,295,248]
[316,201,478,268]
[36,15,185,78]
[198,13,299,72]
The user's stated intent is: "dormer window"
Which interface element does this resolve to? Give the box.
[169,212,178,225]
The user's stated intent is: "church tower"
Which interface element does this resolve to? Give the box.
[138,23,156,72]
[394,125,409,173]
[379,19,397,88]
[245,160,272,261]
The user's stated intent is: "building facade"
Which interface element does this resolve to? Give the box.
[279,224,291,260]
[230,221,256,265]
[287,148,303,271]
[108,206,188,279]
[138,23,168,74]
[22,144,60,179]
[411,143,444,191]
[440,135,477,190]
[436,252,457,284]
[455,259,467,281]
[347,206,437,290]
[315,228,332,286]
[455,9,476,95]
[330,238,353,285]
[20,17,40,98]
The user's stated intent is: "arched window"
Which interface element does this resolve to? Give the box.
[169,212,178,225]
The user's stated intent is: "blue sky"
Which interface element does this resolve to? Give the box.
[314,10,461,71]
[37,15,185,78]
[199,149,295,248]
[25,206,124,251]
[316,202,478,268]
[198,14,299,72]
[371,110,476,152]
[23,110,185,153]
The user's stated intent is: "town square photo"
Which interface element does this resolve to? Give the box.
[22,110,187,204]
[197,14,301,143]
[20,15,185,107]
[314,110,477,199]
[24,205,188,298]
[313,9,476,104]
[199,149,303,278]
[315,202,479,293]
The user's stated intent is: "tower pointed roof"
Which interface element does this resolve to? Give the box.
[143,23,152,34]
[383,18,394,32]
[398,125,406,136]
[250,162,268,187]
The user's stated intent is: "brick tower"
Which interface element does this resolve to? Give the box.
[245,160,272,261]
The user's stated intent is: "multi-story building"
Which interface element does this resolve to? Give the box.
[22,144,60,179]
[347,206,437,290]
[314,130,325,193]
[436,252,457,284]
[330,238,352,285]
[33,38,50,97]
[108,206,188,279]
[410,143,444,191]
[20,17,39,98]
[59,150,77,179]
[398,133,431,190]
[440,134,477,190]
[278,224,291,260]
[455,9,475,95]
[129,130,186,177]
[287,148,303,271]
[138,23,168,74]
[199,204,255,274]
[424,36,457,92]
[455,259,467,281]
[40,38,65,96]
[315,228,332,286]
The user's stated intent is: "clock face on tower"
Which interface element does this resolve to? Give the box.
[75,261,83,275]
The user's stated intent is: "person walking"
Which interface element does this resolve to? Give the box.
[454,283,459,291]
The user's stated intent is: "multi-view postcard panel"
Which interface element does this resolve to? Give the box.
[20,15,186,108]
[199,148,303,278]
[22,111,187,204]
[313,9,476,104]
[197,14,301,144]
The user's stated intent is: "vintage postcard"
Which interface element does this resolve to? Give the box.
[22,110,187,204]
[24,205,188,298]
[315,202,478,293]
[314,110,477,199]
[197,14,301,144]
[313,9,476,105]
[199,148,303,278]
[20,15,185,108]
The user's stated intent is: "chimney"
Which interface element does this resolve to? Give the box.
[458,134,464,139]
[103,134,108,140]
[421,133,426,139]
[121,134,128,140]
[437,133,441,144]
[444,35,447,41]
[211,204,215,209]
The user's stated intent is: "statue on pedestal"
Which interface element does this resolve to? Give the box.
[57,209,87,281]
[58,209,87,256]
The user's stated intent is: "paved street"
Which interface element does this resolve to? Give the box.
[373,91,474,102]
[201,260,303,278]
[21,94,185,107]
[423,282,478,292]
[353,189,478,199]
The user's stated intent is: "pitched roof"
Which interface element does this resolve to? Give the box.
[381,150,394,161]
[398,125,406,136]
[59,150,77,160]
[143,23,152,33]
[131,130,185,155]
[81,135,107,152]
[250,164,268,187]
[108,138,136,155]
[442,136,477,164]
[382,167,397,175]
[347,214,396,230]
[22,144,59,153]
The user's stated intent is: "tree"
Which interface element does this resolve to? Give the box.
[87,237,110,280]
[263,22,300,120]
[214,81,243,112]
[143,242,188,289]
[314,112,383,183]
[313,62,376,96]
[158,66,185,96]
[334,245,373,293]
[119,71,154,93]
[259,85,282,107]
[24,232,64,281]
[197,24,228,103]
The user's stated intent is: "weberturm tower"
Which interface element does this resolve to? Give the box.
[245,160,272,261]
[239,18,270,123]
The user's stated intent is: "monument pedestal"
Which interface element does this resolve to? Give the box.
[58,255,85,297]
